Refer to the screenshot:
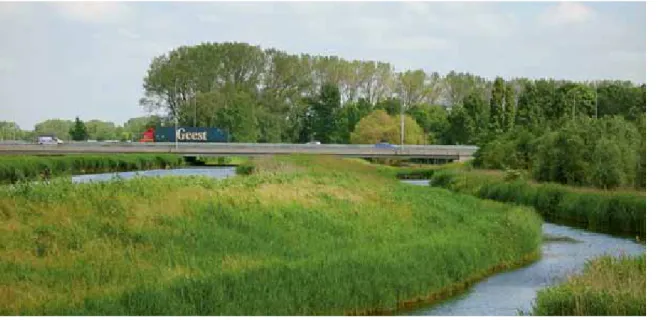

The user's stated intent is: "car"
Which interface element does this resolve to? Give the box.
[374,142,398,149]
[306,141,321,145]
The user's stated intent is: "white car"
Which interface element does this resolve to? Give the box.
[37,136,63,145]
[306,141,321,145]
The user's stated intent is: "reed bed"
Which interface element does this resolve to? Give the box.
[0,154,184,184]
[0,155,542,315]
[531,254,645,316]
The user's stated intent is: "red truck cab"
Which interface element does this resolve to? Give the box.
[139,128,155,142]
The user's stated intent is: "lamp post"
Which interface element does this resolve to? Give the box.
[400,101,405,147]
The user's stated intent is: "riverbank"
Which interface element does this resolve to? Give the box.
[427,166,645,239]
[0,155,542,315]
[0,154,185,184]
[531,254,646,316]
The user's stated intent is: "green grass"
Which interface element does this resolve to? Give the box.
[198,156,249,166]
[0,154,184,184]
[0,155,542,315]
[531,254,645,316]
[429,167,645,239]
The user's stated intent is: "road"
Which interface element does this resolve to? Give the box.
[0,142,478,160]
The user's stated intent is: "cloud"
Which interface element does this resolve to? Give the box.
[51,2,135,24]
[0,56,12,72]
[117,28,140,40]
[539,2,595,27]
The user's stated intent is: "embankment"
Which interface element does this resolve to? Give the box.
[0,155,542,315]
[0,154,184,184]
[428,167,645,239]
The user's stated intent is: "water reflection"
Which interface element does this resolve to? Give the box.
[72,166,236,183]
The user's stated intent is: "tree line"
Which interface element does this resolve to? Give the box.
[2,41,645,189]
[0,115,162,142]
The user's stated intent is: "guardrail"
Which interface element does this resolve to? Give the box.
[0,142,478,159]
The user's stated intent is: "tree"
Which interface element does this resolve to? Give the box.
[503,83,516,132]
[35,119,74,141]
[407,104,449,144]
[488,77,506,136]
[515,81,543,129]
[303,83,341,143]
[0,121,24,140]
[462,91,489,144]
[350,110,423,145]
[444,105,476,145]
[85,120,117,141]
[69,117,88,141]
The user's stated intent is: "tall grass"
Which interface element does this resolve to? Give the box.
[531,254,645,316]
[429,168,645,238]
[0,155,542,315]
[0,154,184,184]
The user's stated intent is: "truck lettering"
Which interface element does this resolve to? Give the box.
[176,128,208,141]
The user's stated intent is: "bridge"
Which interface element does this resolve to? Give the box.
[0,142,478,161]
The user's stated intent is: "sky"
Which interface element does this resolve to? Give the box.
[0,1,647,130]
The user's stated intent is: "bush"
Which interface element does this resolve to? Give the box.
[475,116,643,191]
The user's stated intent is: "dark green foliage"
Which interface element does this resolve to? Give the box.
[306,83,342,143]
[429,169,645,238]
[0,154,184,184]
[476,115,643,190]
[488,77,506,136]
[503,83,516,132]
[69,117,88,141]
[236,163,255,175]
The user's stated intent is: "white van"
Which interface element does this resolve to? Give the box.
[37,135,63,145]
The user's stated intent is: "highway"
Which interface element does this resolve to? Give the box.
[0,142,478,160]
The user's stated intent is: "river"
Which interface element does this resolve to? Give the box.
[69,172,646,316]
[400,180,646,316]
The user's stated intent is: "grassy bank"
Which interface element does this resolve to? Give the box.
[0,155,542,315]
[429,167,645,239]
[531,254,646,316]
[0,154,184,184]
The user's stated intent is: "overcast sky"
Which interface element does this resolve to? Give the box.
[0,1,646,130]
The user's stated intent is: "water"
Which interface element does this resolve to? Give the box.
[401,179,646,316]
[71,166,237,183]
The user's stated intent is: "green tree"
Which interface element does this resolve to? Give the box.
[350,110,397,144]
[444,105,476,145]
[488,77,506,136]
[350,110,423,145]
[503,83,516,132]
[35,119,73,141]
[69,117,88,141]
[515,81,543,129]
[306,83,341,143]
[407,104,449,144]
[462,91,489,144]
[0,121,24,141]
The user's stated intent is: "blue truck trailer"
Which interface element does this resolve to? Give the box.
[143,127,230,143]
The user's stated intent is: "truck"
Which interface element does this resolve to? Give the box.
[139,127,230,143]
[37,135,64,145]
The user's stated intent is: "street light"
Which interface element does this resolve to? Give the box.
[400,101,405,147]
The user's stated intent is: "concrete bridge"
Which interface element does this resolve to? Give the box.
[0,142,478,161]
